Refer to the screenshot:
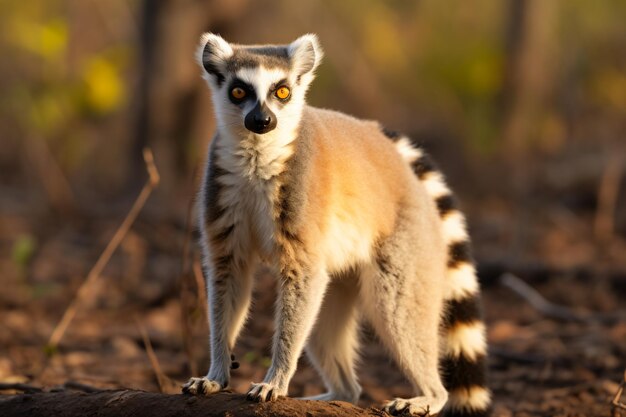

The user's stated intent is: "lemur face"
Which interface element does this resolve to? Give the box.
[197,34,323,136]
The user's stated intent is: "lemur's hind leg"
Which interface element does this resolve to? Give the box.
[360,209,449,416]
[301,273,361,403]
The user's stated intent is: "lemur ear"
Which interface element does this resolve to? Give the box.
[197,33,233,86]
[288,34,323,82]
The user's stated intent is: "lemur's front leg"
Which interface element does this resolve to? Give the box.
[183,252,255,395]
[246,265,329,402]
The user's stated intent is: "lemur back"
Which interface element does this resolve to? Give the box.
[183,33,490,417]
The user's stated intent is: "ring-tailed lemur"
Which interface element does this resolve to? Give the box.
[182,33,490,417]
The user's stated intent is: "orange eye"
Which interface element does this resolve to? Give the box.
[231,87,246,99]
[275,86,290,100]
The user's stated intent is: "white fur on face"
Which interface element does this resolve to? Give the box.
[236,67,287,104]
[209,66,307,144]
[235,67,304,139]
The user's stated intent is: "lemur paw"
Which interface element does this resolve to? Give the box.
[246,382,284,402]
[182,377,224,396]
[384,397,439,416]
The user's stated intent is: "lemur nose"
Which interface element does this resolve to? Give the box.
[245,101,277,134]
[255,115,272,127]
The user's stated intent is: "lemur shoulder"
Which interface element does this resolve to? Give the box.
[182,33,490,417]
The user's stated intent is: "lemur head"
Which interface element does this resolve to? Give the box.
[197,33,323,137]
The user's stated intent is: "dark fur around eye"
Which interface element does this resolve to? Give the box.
[268,80,291,104]
[228,79,256,105]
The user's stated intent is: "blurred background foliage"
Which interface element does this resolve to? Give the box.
[1,0,626,281]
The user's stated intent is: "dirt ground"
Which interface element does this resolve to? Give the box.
[1,207,625,417]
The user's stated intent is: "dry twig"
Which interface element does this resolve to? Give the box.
[501,273,588,322]
[501,273,626,324]
[612,370,626,415]
[193,259,207,314]
[135,318,169,393]
[47,148,160,349]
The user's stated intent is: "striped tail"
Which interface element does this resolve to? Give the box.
[393,135,491,417]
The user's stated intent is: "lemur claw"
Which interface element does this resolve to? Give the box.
[246,382,282,402]
[182,377,223,396]
[384,398,432,416]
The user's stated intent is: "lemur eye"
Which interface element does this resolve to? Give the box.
[231,87,246,100]
[275,86,290,100]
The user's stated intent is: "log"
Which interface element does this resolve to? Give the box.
[0,390,384,417]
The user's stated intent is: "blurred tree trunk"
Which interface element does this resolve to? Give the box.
[499,0,559,257]
[500,0,558,155]
[131,0,247,203]
[499,0,527,135]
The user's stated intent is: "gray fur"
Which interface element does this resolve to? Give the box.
[226,46,291,73]
[364,199,449,415]
[275,118,315,234]
[202,136,227,224]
